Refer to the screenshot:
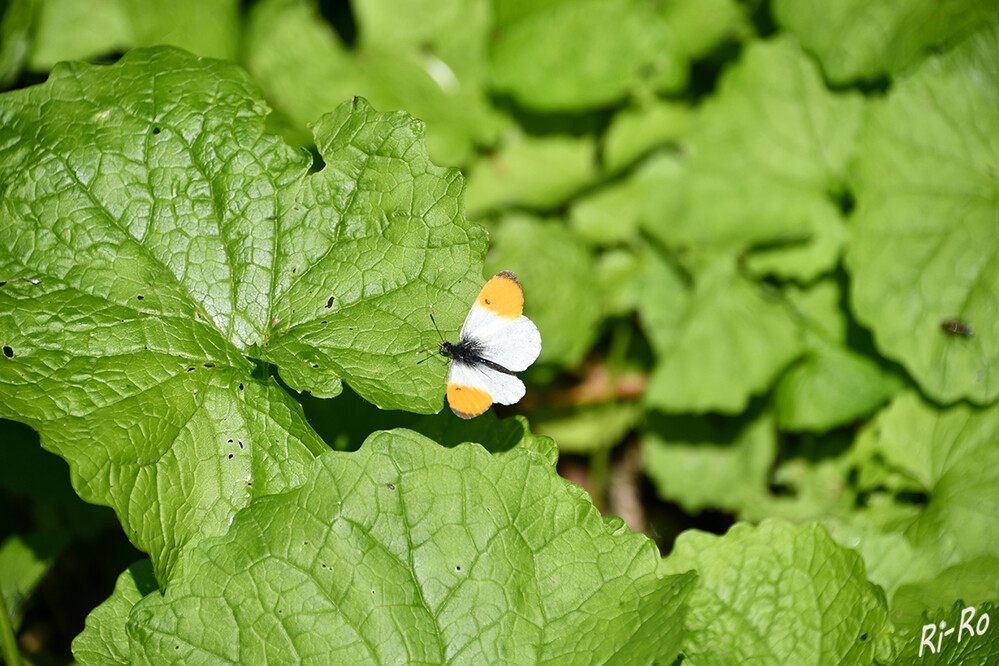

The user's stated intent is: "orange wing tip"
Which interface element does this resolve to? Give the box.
[447,383,492,419]
[477,271,524,320]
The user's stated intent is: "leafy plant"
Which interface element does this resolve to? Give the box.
[1,0,998,664]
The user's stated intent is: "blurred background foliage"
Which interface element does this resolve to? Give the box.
[2,0,998,661]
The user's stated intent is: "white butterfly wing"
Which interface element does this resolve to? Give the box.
[447,359,526,405]
[460,303,542,372]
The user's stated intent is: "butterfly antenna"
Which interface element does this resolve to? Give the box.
[416,305,447,364]
[428,305,446,344]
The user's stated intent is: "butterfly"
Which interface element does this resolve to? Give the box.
[438,271,541,419]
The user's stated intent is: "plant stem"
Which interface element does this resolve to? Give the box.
[0,586,20,666]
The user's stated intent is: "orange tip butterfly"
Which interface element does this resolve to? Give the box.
[440,271,542,419]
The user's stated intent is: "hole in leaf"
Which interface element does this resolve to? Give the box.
[227,453,233,460]
[152,127,161,135]
[2,346,13,358]
[326,296,335,308]
[136,294,144,300]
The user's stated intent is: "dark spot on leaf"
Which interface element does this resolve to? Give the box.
[0,281,6,287]
[239,383,244,390]
[2,346,13,358]
[186,367,194,372]
[152,127,161,135]
[353,96,359,108]
[321,320,327,324]
[228,439,233,443]
[264,215,277,220]
[386,483,395,490]
[247,481,253,486]
[202,363,215,369]
[303,541,309,545]
[291,267,296,274]
[136,295,144,300]
[238,440,243,448]
[311,363,319,368]
[227,453,233,460]
[326,296,335,308]
[860,633,868,641]
[455,565,461,572]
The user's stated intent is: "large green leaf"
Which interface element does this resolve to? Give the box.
[775,279,901,432]
[488,0,680,110]
[118,430,695,663]
[642,37,862,273]
[774,0,999,84]
[27,0,239,69]
[893,601,999,665]
[639,254,804,414]
[846,21,999,405]
[464,134,598,217]
[243,0,502,166]
[891,558,999,635]
[852,391,999,567]
[662,519,894,664]
[485,214,600,367]
[72,559,158,665]
[642,410,776,514]
[0,48,485,581]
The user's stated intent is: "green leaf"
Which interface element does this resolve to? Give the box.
[0,531,69,630]
[893,601,999,665]
[891,558,999,635]
[0,0,36,89]
[0,48,485,581]
[488,0,678,110]
[846,21,999,405]
[72,559,158,666]
[775,280,901,432]
[244,0,502,166]
[659,0,750,61]
[662,519,894,664]
[643,37,862,266]
[774,0,999,84]
[464,134,598,217]
[601,101,691,174]
[642,410,776,514]
[853,391,999,567]
[485,215,601,367]
[639,255,804,414]
[27,0,239,70]
[569,152,685,246]
[125,429,695,663]
[534,402,644,454]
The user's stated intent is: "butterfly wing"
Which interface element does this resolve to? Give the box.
[446,358,526,418]
[459,271,542,372]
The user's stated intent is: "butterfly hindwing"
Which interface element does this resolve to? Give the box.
[446,359,526,419]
